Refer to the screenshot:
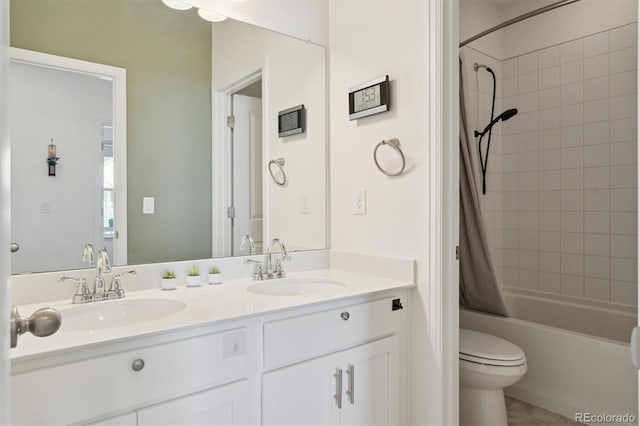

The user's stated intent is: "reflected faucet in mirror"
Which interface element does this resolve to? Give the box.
[240,235,256,255]
[82,243,95,267]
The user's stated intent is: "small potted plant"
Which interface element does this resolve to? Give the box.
[208,266,223,285]
[186,265,201,287]
[161,270,177,290]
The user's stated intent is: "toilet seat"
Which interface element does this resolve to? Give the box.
[459,329,526,367]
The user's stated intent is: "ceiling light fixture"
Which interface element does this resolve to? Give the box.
[162,0,193,11]
[197,8,228,22]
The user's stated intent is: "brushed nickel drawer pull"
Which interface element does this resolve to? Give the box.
[131,359,145,372]
[333,368,343,409]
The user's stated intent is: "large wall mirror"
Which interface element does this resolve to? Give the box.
[9,0,327,274]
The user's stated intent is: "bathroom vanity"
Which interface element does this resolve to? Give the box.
[10,266,412,425]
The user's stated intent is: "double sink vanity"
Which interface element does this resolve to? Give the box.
[10,251,414,425]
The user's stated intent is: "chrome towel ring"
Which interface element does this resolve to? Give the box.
[268,158,287,186]
[374,138,405,176]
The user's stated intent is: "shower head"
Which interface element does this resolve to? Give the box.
[500,108,518,121]
[474,108,518,138]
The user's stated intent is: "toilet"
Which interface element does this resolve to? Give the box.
[459,329,527,426]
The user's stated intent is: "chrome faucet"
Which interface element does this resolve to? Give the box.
[94,248,111,294]
[60,246,135,304]
[245,238,291,281]
[266,238,290,279]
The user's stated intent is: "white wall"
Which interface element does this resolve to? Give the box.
[500,0,637,59]
[198,0,328,46]
[459,0,503,59]
[494,23,639,310]
[9,62,112,273]
[212,20,327,252]
[328,0,434,424]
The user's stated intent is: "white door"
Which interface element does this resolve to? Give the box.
[232,94,263,255]
[0,0,10,421]
[337,337,399,426]
[262,353,340,426]
[137,380,249,426]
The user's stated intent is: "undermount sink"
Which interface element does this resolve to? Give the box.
[61,299,187,332]
[247,277,346,296]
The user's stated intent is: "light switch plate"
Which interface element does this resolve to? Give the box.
[143,197,155,214]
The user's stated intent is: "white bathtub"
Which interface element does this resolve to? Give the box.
[461,290,638,424]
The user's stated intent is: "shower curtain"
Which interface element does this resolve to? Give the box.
[459,58,508,316]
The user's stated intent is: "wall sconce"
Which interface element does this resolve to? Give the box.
[47,138,60,177]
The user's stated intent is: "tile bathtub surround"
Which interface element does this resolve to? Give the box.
[487,23,638,307]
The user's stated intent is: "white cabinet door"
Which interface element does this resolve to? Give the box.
[137,380,248,426]
[338,336,398,426]
[262,353,340,426]
[262,336,398,426]
[86,412,137,426]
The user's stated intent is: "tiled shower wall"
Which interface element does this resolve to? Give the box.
[485,23,639,307]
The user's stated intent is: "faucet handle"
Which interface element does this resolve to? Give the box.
[109,270,136,297]
[245,259,264,281]
[60,276,90,303]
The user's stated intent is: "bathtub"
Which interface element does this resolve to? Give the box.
[460,289,638,424]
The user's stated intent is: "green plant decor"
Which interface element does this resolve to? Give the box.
[188,265,200,276]
[209,266,221,274]
[162,270,176,279]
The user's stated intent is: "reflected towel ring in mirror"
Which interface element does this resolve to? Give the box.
[268,158,287,186]
[373,139,405,176]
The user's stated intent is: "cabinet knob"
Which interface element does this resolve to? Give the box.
[131,359,145,372]
[340,312,350,321]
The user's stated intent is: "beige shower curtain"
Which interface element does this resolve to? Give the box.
[459,58,508,316]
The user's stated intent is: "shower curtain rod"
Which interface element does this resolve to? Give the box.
[459,0,582,48]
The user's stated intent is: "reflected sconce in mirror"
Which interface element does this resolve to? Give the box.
[162,0,250,23]
[47,138,60,177]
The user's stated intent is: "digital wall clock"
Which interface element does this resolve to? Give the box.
[348,75,390,120]
[278,104,306,137]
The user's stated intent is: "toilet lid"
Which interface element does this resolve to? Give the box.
[459,329,525,362]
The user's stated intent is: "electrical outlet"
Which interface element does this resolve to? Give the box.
[300,195,310,215]
[353,189,366,215]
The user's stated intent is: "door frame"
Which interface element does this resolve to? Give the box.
[8,47,128,265]
[431,0,460,424]
[211,69,264,258]
[0,0,10,421]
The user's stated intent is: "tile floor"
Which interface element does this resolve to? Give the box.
[506,396,583,425]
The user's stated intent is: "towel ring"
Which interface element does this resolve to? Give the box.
[374,139,405,176]
[268,158,287,186]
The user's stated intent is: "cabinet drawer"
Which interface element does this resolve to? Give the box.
[263,297,403,368]
[12,328,247,425]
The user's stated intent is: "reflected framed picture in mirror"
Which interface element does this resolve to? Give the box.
[278,104,305,137]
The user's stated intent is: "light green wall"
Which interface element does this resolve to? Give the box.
[10,0,212,264]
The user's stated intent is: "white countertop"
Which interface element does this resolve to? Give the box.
[11,268,414,363]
